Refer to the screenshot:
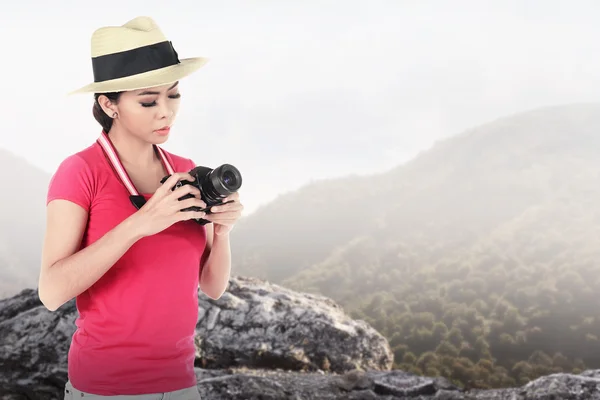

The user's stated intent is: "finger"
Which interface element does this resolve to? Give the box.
[204,214,240,223]
[170,183,202,200]
[177,197,207,211]
[176,171,196,182]
[207,211,241,220]
[211,203,243,213]
[159,172,196,193]
[163,172,196,189]
[182,210,207,221]
[206,219,237,226]
[222,193,240,202]
[207,208,243,218]
[220,198,232,205]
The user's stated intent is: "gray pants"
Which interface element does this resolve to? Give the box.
[64,380,201,399]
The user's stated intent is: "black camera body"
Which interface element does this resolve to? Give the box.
[160,164,243,225]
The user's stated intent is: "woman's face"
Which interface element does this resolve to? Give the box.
[111,81,182,143]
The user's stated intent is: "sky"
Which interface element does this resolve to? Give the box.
[1,0,599,215]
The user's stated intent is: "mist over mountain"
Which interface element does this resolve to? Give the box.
[0,148,49,298]
[229,103,600,387]
[231,102,600,283]
[3,102,600,387]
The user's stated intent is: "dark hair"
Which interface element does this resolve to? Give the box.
[93,92,123,133]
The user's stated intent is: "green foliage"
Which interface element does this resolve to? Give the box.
[281,230,600,388]
[230,105,600,389]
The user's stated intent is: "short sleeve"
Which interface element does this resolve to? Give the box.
[46,154,94,211]
[186,157,197,170]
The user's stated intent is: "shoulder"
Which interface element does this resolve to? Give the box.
[159,147,196,172]
[54,141,111,175]
[51,142,109,181]
[51,143,99,177]
[47,143,101,208]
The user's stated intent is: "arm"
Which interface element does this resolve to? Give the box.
[187,158,235,299]
[199,223,232,300]
[38,200,142,311]
[39,154,125,311]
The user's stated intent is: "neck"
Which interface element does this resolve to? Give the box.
[107,125,157,168]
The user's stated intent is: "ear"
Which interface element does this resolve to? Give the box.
[97,95,118,118]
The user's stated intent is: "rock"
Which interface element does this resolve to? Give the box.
[3,281,600,399]
[0,288,74,391]
[195,275,393,373]
[193,367,461,399]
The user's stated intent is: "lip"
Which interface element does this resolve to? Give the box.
[154,126,171,135]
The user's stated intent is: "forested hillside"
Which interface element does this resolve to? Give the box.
[229,103,600,388]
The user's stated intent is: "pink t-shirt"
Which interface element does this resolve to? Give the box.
[46,140,206,395]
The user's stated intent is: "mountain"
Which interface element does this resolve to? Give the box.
[228,103,600,388]
[231,102,600,282]
[3,103,600,388]
[0,149,50,298]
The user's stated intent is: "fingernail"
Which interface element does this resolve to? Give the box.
[212,206,218,212]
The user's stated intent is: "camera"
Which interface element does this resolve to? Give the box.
[160,163,243,225]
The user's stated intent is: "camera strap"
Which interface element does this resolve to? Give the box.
[96,130,175,210]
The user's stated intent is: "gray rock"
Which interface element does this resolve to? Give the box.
[195,276,393,373]
[2,279,600,399]
[193,367,461,399]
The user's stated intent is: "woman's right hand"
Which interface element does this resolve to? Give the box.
[131,172,207,238]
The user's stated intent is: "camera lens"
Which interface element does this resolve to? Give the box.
[222,170,236,188]
[206,164,243,199]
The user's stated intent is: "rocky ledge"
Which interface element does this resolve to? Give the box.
[1,276,600,399]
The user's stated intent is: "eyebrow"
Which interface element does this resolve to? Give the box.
[137,81,179,96]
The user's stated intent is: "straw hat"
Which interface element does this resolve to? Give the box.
[69,16,209,94]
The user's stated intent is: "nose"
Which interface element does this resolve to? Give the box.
[157,101,174,120]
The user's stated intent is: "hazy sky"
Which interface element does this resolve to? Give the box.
[1,1,599,214]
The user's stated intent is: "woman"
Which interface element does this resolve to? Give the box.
[38,16,243,399]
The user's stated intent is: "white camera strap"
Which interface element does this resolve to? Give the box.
[96,130,175,209]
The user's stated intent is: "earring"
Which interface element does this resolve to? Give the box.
[112,112,117,118]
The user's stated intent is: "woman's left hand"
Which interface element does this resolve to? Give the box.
[205,192,244,235]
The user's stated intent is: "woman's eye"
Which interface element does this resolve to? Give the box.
[140,94,181,107]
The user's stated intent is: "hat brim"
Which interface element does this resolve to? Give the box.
[68,57,209,95]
